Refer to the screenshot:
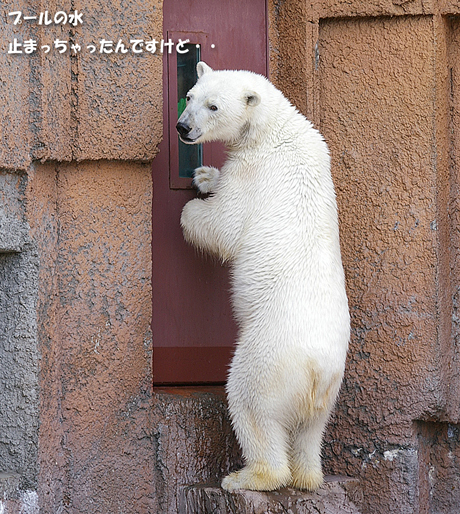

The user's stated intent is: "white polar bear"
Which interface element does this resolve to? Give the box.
[178,62,350,492]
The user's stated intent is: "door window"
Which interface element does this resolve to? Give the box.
[168,31,209,189]
[177,43,203,179]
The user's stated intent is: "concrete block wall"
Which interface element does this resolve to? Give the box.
[1,1,162,512]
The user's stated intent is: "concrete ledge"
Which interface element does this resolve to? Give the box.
[182,476,362,514]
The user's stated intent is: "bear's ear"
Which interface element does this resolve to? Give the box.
[197,61,213,78]
[244,91,261,107]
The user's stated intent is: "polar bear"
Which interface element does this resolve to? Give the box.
[178,62,350,492]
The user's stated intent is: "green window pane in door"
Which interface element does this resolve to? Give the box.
[178,43,202,179]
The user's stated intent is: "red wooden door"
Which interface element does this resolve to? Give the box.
[153,0,268,384]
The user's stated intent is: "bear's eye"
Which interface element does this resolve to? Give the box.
[209,104,218,112]
[186,95,190,102]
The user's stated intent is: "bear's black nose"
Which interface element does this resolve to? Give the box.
[176,122,191,138]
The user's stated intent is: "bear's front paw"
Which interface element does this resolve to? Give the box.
[193,166,220,194]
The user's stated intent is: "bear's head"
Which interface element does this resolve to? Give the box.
[176,61,262,146]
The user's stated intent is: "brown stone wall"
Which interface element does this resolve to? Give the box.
[27,161,155,512]
[271,2,460,513]
[1,0,162,512]
[319,14,443,512]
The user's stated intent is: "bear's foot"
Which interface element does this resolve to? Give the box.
[221,464,290,492]
[289,467,323,491]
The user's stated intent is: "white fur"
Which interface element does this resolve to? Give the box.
[179,63,350,492]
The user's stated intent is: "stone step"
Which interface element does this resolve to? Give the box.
[182,475,362,514]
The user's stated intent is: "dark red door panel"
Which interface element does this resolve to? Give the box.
[153,0,267,384]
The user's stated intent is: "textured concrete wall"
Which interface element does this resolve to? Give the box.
[1,0,163,512]
[319,15,444,511]
[0,172,39,491]
[27,161,155,513]
[1,0,162,166]
[270,2,460,513]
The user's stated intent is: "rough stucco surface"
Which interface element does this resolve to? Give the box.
[73,1,163,161]
[320,14,439,440]
[0,248,39,489]
[0,0,162,510]
[0,2,31,170]
[26,161,155,513]
[314,12,460,514]
[314,0,460,18]
[446,16,460,424]
[31,0,74,163]
[268,0,313,117]
[0,172,39,491]
[1,0,163,165]
[25,162,66,512]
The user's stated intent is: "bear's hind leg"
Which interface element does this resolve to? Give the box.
[221,412,291,492]
[288,413,329,491]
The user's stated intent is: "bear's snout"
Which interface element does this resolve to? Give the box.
[176,121,192,139]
